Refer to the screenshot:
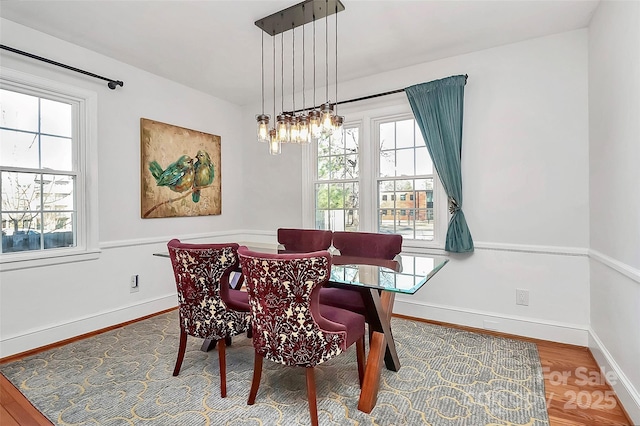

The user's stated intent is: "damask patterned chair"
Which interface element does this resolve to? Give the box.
[276,228,333,253]
[167,239,251,398]
[238,246,365,426]
[320,231,403,316]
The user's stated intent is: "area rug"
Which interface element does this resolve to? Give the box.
[1,311,549,425]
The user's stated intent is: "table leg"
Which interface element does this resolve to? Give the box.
[357,331,386,413]
[357,288,399,413]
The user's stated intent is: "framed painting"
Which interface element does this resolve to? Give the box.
[140,118,221,218]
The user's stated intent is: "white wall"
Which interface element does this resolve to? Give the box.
[243,29,591,344]
[0,19,247,357]
[588,1,640,422]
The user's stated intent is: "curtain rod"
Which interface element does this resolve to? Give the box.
[284,88,406,115]
[0,45,124,90]
[285,74,468,114]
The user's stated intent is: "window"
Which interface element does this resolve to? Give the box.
[1,69,98,267]
[309,104,446,247]
[314,125,359,231]
[377,117,438,241]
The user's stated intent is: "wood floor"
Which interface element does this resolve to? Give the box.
[0,314,633,425]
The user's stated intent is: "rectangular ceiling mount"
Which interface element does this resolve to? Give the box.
[255,0,345,36]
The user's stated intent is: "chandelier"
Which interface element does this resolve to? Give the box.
[255,0,345,155]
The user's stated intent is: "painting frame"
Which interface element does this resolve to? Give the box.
[140,118,221,218]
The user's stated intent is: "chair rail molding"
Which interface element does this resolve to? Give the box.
[589,249,640,284]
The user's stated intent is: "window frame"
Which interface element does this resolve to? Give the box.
[0,68,99,271]
[303,101,448,250]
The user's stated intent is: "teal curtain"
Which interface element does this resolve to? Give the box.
[405,75,474,253]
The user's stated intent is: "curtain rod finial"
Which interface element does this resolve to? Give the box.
[108,80,124,90]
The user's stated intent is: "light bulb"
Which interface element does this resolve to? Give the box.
[256,114,269,143]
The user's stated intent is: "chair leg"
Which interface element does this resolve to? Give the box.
[217,338,227,398]
[356,336,366,387]
[306,367,319,426]
[247,353,263,405]
[173,330,188,376]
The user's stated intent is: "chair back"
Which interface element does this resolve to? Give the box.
[332,231,402,260]
[277,228,333,253]
[168,239,249,340]
[238,246,348,367]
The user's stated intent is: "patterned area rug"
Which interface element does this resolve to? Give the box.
[1,311,549,425]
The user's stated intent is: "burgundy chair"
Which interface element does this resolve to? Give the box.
[238,246,365,426]
[167,239,251,398]
[319,231,403,315]
[276,228,333,253]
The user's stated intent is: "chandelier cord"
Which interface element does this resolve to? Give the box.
[313,18,316,109]
[281,33,284,114]
[335,3,338,116]
[273,32,276,126]
[302,15,306,113]
[325,0,329,102]
[261,31,264,114]
[292,24,295,115]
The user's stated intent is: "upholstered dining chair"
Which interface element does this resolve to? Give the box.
[167,239,251,398]
[319,231,403,316]
[238,246,366,426]
[276,228,333,253]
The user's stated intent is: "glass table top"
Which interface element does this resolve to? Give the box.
[329,254,449,294]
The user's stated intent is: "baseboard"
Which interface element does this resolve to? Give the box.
[589,327,640,424]
[0,295,177,359]
[393,298,589,346]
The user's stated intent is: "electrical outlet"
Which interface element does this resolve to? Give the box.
[516,288,529,306]
[130,275,139,293]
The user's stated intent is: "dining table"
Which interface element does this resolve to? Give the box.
[155,248,449,413]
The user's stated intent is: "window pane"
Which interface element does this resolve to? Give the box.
[345,127,358,153]
[0,129,39,168]
[379,122,394,151]
[345,154,358,178]
[379,209,395,234]
[2,171,40,211]
[40,174,74,211]
[345,208,359,232]
[317,136,330,156]
[41,136,72,170]
[396,119,414,149]
[415,146,432,175]
[43,211,74,249]
[316,209,329,229]
[396,148,414,176]
[0,89,39,132]
[330,156,346,180]
[415,209,434,240]
[1,212,42,252]
[379,150,395,177]
[317,156,331,180]
[315,184,329,209]
[329,183,344,209]
[345,182,358,209]
[40,99,72,137]
[330,130,345,155]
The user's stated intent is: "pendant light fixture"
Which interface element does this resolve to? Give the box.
[256,31,269,143]
[255,0,345,154]
[269,31,281,155]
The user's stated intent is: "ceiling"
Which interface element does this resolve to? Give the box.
[0,1,599,106]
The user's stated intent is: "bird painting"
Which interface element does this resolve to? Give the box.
[192,150,215,202]
[148,155,195,193]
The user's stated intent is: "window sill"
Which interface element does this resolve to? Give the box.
[0,248,102,272]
